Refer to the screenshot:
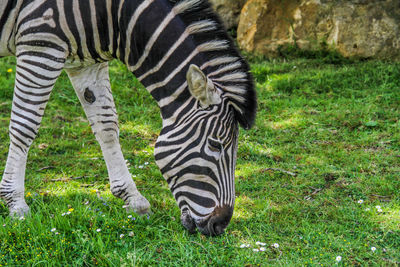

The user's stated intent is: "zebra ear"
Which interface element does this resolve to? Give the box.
[187,64,221,108]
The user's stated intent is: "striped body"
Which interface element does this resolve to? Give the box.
[0,0,256,235]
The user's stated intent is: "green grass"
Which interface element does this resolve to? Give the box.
[1,56,399,266]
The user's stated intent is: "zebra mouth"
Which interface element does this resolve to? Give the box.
[180,206,233,236]
[180,209,196,234]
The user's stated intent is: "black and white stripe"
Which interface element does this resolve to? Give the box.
[0,0,256,235]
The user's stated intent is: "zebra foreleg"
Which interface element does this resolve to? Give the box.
[66,63,151,215]
[0,56,63,217]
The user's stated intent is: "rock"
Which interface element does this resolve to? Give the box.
[237,0,400,60]
[209,0,247,30]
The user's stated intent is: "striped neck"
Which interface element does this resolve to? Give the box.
[115,0,256,128]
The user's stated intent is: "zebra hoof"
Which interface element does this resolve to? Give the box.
[9,201,30,218]
[125,195,151,215]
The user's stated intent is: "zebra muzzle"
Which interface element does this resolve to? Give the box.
[181,205,234,236]
[180,209,196,234]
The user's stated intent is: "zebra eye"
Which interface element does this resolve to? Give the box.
[208,139,222,153]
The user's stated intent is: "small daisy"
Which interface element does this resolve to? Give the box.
[336,256,342,262]
[138,165,144,169]
[61,213,66,216]
[144,162,149,165]
[51,228,56,232]
[240,244,248,248]
[96,229,101,232]
[253,248,259,252]
[357,199,364,204]
[55,232,59,235]
[120,234,125,238]
[375,205,381,209]
[272,243,279,248]
[256,241,266,246]
[377,208,383,213]
[259,247,266,251]
[365,208,370,211]
[122,205,129,209]
[66,211,71,215]
[371,247,376,252]
[128,215,133,219]
[19,216,25,221]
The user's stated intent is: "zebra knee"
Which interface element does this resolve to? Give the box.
[94,126,119,147]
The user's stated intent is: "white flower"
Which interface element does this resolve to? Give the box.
[66,211,71,215]
[51,228,56,232]
[365,208,370,211]
[62,213,66,216]
[144,162,149,165]
[336,256,342,262]
[253,248,259,252]
[129,231,134,237]
[240,244,247,248]
[96,229,101,232]
[377,208,383,213]
[371,247,376,252]
[122,205,129,209]
[19,216,25,221]
[375,205,381,209]
[272,243,280,248]
[138,165,144,169]
[260,247,266,251]
[358,199,364,204]
[256,241,266,246]
[55,232,59,235]
[120,234,125,238]
[128,215,133,219]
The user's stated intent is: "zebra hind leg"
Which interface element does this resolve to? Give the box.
[0,55,64,217]
[66,63,151,215]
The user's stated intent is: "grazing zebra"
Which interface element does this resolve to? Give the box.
[0,0,256,236]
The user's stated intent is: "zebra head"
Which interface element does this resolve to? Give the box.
[155,64,254,236]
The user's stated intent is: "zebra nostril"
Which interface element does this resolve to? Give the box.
[209,220,225,236]
[204,205,234,236]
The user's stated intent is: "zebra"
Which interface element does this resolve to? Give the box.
[0,0,257,236]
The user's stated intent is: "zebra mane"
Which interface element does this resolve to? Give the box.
[167,0,257,129]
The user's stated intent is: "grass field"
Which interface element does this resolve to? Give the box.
[0,55,399,266]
